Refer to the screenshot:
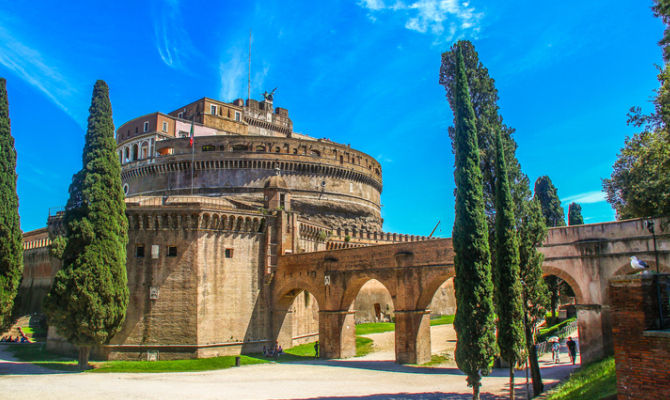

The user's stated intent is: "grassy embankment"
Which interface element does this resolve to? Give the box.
[544,356,617,400]
[5,314,454,372]
[355,314,455,335]
[537,317,577,342]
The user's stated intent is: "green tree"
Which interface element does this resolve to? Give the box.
[603,2,670,219]
[517,198,549,396]
[451,49,497,400]
[603,129,670,219]
[654,0,670,62]
[493,129,525,400]
[534,176,565,227]
[0,78,23,331]
[440,40,528,231]
[441,40,548,395]
[44,80,128,369]
[568,202,584,226]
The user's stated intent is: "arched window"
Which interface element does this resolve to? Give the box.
[132,144,139,161]
[141,142,149,159]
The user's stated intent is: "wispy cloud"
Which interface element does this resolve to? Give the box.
[0,22,84,126]
[562,190,607,204]
[152,0,198,71]
[358,0,482,40]
[218,48,247,101]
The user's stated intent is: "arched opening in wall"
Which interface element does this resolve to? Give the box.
[424,276,457,364]
[274,288,320,358]
[132,144,139,161]
[543,274,577,322]
[351,279,395,360]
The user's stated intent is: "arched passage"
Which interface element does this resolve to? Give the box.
[272,283,322,355]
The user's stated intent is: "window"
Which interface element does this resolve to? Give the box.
[178,130,188,138]
[167,246,177,257]
[178,112,184,119]
[225,248,234,258]
[143,121,149,132]
[210,105,217,115]
[135,126,138,133]
[235,111,241,121]
[136,245,145,258]
[202,144,215,152]
[162,122,168,132]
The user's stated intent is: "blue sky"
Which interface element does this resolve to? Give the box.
[0,0,664,236]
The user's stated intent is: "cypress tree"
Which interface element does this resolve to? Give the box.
[568,202,584,226]
[0,78,23,331]
[533,176,565,227]
[493,129,525,400]
[451,49,497,400]
[44,80,128,369]
[518,198,549,396]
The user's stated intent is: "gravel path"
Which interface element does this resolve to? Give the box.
[0,326,580,400]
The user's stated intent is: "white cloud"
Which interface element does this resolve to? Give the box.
[152,0,198,71]
[0,22,84,126]
[218,50,246,101]
[358,0,482,40]
[561,190,607,205]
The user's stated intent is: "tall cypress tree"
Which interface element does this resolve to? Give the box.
[534,176,565,227]
[44,80,128,369]
[452,49,497,400]
[493,129,525,400]
[441,39,549,397]
[0,78,23,331]
[568,202,584,226]
[518,198,549,396]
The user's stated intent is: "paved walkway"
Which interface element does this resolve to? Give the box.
[0,326,580,400]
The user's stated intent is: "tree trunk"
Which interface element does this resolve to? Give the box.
[525,324,544,397]
[78,345,91,371]
[509,364,515,400]
[472,383,480,400]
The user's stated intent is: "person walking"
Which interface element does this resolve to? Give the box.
[314,341,319,358]
[551,341,560,364]
[566,337,577,365]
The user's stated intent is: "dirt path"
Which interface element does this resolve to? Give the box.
[358,324,457,363]
[0,328,580,400]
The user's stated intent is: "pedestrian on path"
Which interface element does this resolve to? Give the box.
[566,337,577,365]
[551,341,560,364]
[314,341,319,358]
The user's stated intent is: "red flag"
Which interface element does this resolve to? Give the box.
[189,121,194,147]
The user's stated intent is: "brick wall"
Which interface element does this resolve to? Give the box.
[609,274,670,400]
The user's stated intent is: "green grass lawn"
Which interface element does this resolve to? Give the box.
[544,356,617,400]
[282,337,374,359]
[3,344,79,371]
[355,314,454,335]
[90,355,268,373]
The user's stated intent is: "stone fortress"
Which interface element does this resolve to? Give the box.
[19,93,455,360]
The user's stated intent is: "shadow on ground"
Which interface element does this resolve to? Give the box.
[275,392,505,400]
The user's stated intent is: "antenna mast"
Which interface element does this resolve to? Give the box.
[248,29,251,103]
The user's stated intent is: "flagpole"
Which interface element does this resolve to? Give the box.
[190,119,195,195]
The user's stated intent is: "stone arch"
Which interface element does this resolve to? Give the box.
[542,264,587,305]
[415,270,457,311]
[132,143,139,161]
[339,275,397,312]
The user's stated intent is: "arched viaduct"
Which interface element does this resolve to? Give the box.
[272,217,669,365]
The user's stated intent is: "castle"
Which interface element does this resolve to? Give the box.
[19,94,454,360]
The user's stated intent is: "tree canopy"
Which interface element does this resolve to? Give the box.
[450,48,497,400]
[534,176,565,227]
[602,2,670,219]
[44,80,128,369]
[493,128,525,400]
[0,78,23,331]
[568,202,584,226]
